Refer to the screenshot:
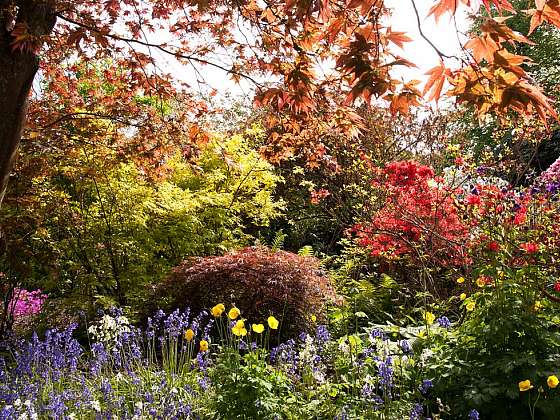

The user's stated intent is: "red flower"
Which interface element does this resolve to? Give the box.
[487,241,500,252]
[466,194,481,206]
[520,242,539,254]
[554,282,560,292]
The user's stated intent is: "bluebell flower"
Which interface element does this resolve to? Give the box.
[410,403,423,420]
[316,325,330,343]
[436,316,451,329]
[400,340,412,353]
[419,379,433,394]
[468,409,480,420]
[377,357,393,390]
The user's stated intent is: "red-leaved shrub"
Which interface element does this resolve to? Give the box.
[152,247,340,338]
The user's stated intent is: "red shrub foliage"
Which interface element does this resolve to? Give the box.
[153,247,340,338]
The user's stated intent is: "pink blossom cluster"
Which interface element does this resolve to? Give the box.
[534,156,560,195]
[10,288,48,318]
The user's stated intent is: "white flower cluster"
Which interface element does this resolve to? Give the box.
[299,334,325,383]
[88,314,130,344]
[6,399,38,420]
[442,166,509,191]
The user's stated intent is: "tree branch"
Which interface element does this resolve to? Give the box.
[56,14,265,89]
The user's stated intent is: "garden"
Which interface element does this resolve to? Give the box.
[2,0,560,419]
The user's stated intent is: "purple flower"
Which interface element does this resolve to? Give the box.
[410,403,424,420]
[377,357,393,390]
[419,379,433,394]
[436,316,451,329]
[468,409,480,420]
[369,328,386,341]
[316,325,330,344]
[400,340,412,353]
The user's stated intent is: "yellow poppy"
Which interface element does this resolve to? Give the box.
[228,307,241,320]
[184,329,194,342]
[460,293,467,300]
[547,375,559,389]
[232,320,247,336]
[534,301,543,311]
[465,301,476,312]
[252,323,265,334]
[519,379,533,392]
[456,277,465,284]
[476,277,486,288]
[199,340,209,352]
[424,311,436,325]
[267,316,279,330]
[211,304,225,317]
[310,315,317,323]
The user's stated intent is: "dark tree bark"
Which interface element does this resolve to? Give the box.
[0,1,56,205]
[0,1,55,339]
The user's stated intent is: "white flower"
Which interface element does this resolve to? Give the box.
[338,341,350,354]
[427,179,438,189]
[23,400,31,408]
[14,399,21,407]
[91,400,101,412]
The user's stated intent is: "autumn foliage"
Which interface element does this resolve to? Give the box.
[152,247,340,338]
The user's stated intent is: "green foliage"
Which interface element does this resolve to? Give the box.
[209,349,296,419]
[425,269,560,418]
[1,132,283,316]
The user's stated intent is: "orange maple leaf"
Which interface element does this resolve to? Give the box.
[423,62,451,102]
[527,0,560,34]
[385,28,413,49]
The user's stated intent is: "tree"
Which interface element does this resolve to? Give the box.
[1,0,560,211]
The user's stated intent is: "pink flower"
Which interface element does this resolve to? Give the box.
[9,289,48,318]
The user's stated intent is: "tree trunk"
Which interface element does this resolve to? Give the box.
[0,2,56,339]
[0,1,56,206]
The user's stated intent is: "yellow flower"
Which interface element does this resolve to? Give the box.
[460,293,467,300]
[310,315,317,323]
[547,375,559,389]
[267,316,279,330]
[476,277,486,288]
[211,303,225,317]
[519,379,533,392]
[232,320,247,336]
[228,307,241,320]
[199,340,209,352]
[534,301,543,311]
[465,301,476,312]
[424,311,436,325]
[184,329,194,342]
[456,277,465,284]
[252,323,265,334]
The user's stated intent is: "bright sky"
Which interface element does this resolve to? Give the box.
[385,0,470,81]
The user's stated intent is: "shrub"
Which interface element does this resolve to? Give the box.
[152,246,340,339]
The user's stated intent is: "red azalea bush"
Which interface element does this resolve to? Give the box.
[151,246,340,338]
[353,160,469,265]
[351,160,560,299]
